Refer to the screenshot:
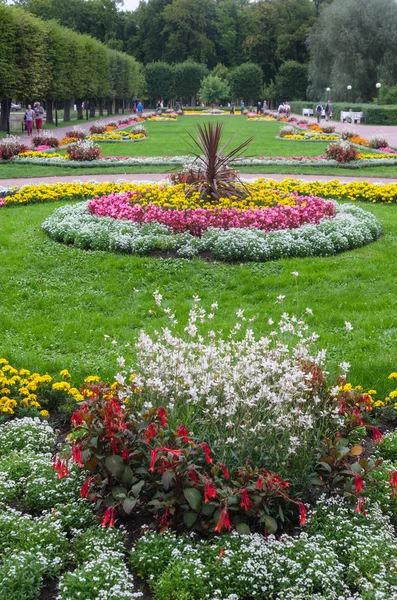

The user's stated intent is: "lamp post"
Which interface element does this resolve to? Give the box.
[376,82,381,105]
[326,87,331,102]
[55,99,58,127]
[347,85,352,103]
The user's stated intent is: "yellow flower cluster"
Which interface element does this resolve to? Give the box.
[4,178,397,208]
[87,132,147,141]
[52,369,86,402]
[0,358,52,415]
[147,116,176,121]
[357,153,397,160]
[19,151,65,159]
[281,134,340,141]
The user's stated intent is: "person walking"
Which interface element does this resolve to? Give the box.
[230,101,235,115]
[34,101,44,133]
[315,102,323,124]
[325,100,332,122]
[263,100,268,111]
[257,100,262,115]
[24,104,35,137]
[137,101,143,116]
[240,100,245,113]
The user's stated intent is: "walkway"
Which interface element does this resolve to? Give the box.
[2,172,397,187]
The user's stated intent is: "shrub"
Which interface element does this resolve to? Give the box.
[32,134,59,148]
[278,125,296,137]
[369,135,389,149]
[66,140,102,161]
[65,127,87,140]
[0,135,29,160]
[321,125,336,133]
[326,141,359,163]
[89,121,107,134]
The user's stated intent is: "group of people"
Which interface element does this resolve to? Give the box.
[315,100,333,123]
[277,101,291,117]
[24,102,44,136]
[132,101,143,115]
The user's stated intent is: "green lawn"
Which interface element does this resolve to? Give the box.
[1,199,397,396]
[2,118,397,179]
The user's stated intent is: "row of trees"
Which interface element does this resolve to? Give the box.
[144,60,309,106]
[0,5,142,130]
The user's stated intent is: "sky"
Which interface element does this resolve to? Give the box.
[120,0,141,10]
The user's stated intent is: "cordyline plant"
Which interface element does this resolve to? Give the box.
[55,382,307,534]
[184,121,253,201]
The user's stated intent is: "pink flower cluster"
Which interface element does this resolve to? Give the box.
[88,193,336,237]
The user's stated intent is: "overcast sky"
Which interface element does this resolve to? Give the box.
[120,0,141,11]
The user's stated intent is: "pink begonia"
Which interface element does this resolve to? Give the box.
[88,193,336,237]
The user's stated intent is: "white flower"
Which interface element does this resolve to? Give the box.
[344,321,353,331]
[153,290,163,307]
[339,361,351,374]
[305,308,313,315]
[291,271,299,278]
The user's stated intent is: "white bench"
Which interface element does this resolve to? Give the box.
[341,111,363,124]
[303,108,313,116]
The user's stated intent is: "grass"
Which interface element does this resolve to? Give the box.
[1,118,397,179]
[1,199,397,396]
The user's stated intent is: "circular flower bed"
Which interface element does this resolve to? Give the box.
[42,189,381,261]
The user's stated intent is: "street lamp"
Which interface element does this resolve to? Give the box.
[347,85,352,103]
[326,87,331,101]
[376,82,381,105]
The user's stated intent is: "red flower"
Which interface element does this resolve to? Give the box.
[188,469,199,483]
[354,473,364,494]
[240,488,250,511]
[389,470,397,498]
[111,438,118,455]
[177,424,190,442]
[214,508,231,532]
[220,463,230,479]
[71,442,83,467]
[144,423,158,442]
[201,443,213,464]
[355,497,367,515]
[158,407,168,427]
[53,458,69,479]
[149,448,159,472]
[371,426,383,444]
[204,481,217,503]
[80,477,92,499]
[122,447,129,461]
[256,475,264,489]
[102,506,115,527]
[298,502,307,526]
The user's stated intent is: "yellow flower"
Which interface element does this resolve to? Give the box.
[84,376,100,383]
[60,369,72,380]
[52,381,71,391]
[354,385,363,391]
[19,368,31,376]
[39,410,49,418]
[18,387,30,396]
[389,390,397,399]
[374,400,385,407]
[0,388,10,395]
[389,372,397,379]
[368,390,377,395]
[0,359,8,365]
[39,374,52,383]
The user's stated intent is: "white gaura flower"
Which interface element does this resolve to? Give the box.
[344,321,353,331]
[291,271,299,278]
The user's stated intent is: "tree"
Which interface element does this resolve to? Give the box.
[174,61,208,104]
[308,0,397,102]
[145,62,175,104]
[198,75,230,104]
[229,62,263,102]
[212,63,229,80]
[276,60,308,100]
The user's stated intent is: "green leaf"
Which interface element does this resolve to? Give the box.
[161,470,176,491]
[350,462,363,473]
[235,522,251,534]
[201,503,216,516]
[183,512,198,528]
[262,515,277,534]
[183,488,202,512]
[105,455,125,478]
[121,466,134,488]
[112,486,127,500]
[131,480,145,498]
[319,461,332,472]
[122,498,137,515]
[310,477,324,486]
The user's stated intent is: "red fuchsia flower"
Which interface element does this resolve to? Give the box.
[188,469,199,483]
[71,441,83,467]
[240,488,250,511]
[214,508,231,532]
[298,502,307,526]
[71,408,86,427]
[80,477,92,499]
[176,424,190,442]
[355,497,367,516]
[354,473,364,494]
[158,407,168,427]
[256,475,264,489]
[122,447,129,461]
[149,447,182,472]
[201,443,213,464]
[111,438,119,455]
[101,506,115,527]
[389,470,397,498]
[371,426,383,444]
[144,423,158,443]
[149,448,159,472]
[53,457,69,479]
[219,463,230,480]
[204,481,217,503]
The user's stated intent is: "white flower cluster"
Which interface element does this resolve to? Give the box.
[0,417,57,455]
[132,497,397,600]
[42,201,381,262]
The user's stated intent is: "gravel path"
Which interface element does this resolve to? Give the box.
[2,172,397,187]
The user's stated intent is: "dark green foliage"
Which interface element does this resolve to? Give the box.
[229,62,263,102]
[276,61,308,101]
[144,62,175,104]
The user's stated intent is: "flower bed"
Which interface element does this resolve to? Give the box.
[42,199,380,260]
[87,125,148,142]
[87,193,336,236]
